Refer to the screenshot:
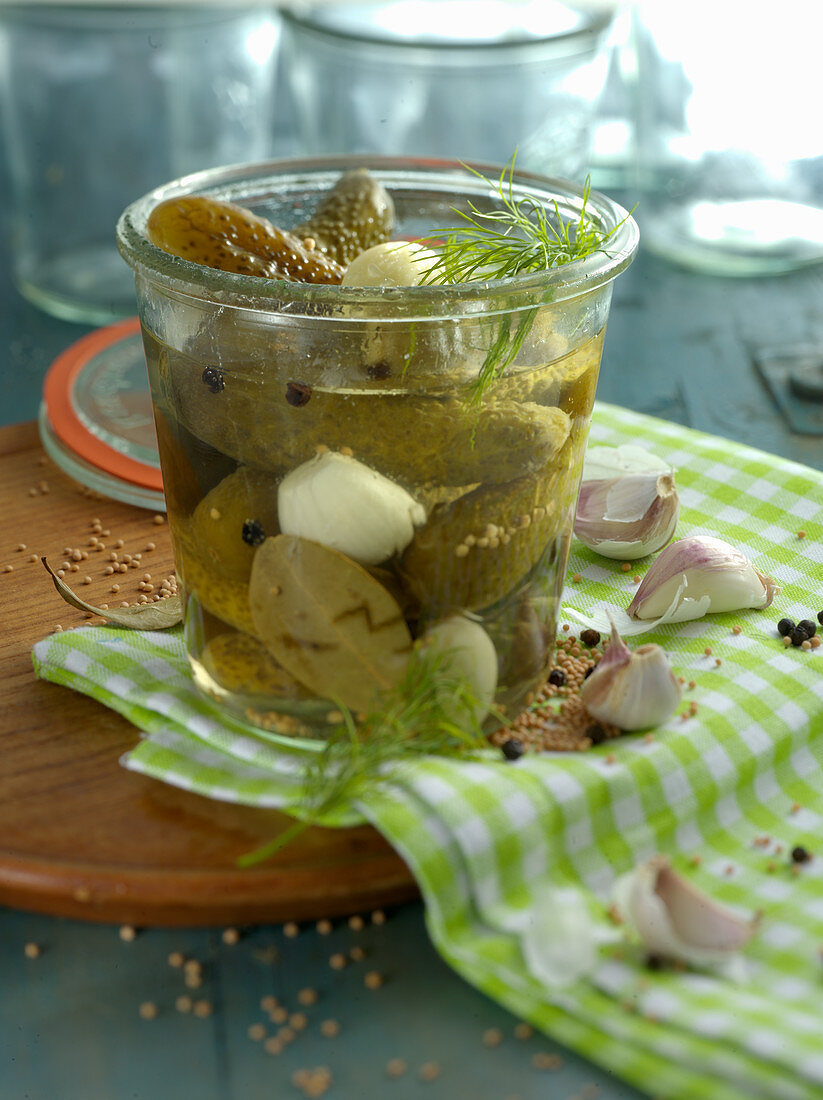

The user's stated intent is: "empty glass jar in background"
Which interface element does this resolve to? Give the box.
[0,5,280,324]
[633,0,823,276]
[281,1,614,179]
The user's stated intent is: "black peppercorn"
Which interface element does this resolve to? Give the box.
[777,617,795,637]
[645,953,665,971]
[583,666,595,680]
[797,619,817,639]
[580,629,601,647]
[790,628,808,647]
[365,361,392,380]
[241,519,266,547]
[548,668,566,687]
[586,723,607,744]
[501,738,525,761]
[818,610,823,627]
[285,381,312,407]
[202,366,225,393]
[791,845,812,864]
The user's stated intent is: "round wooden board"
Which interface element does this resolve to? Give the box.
[0,422,418,927]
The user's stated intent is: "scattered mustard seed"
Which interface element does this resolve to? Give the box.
[153,514,165,525]
[482,1027,503,1048]
[386,1059,408,1078]
[283,921,299,938]
[419,1062,441,1082]
[221,927,240,945]
[371,910,386,925]
[193,1000,213,1018]
[349,945,366,962]
[514,1022,534,1041]
[532,1052,563,1071]
[264,1037,283,1055]
[364,970,384,989]
[316,918,333,935]
[118,924,137,942]
[24,942,41,959]
[168,951,185,968]
[320,1019,340,1038]
[297,988,318,1007]
[248,1023,266,1042]
[138,1002,158,1020]
[347,914,365,931]
[329,953,347,971]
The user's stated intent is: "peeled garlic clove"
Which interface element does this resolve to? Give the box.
[612,855,758,968]
[627,535,779,623]
[575,471,679,559]
[342,241,440,287]
[277,451,425,565]
[580,623,680,731]
[421,614,498,726]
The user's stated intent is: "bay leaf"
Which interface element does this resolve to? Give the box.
[249,535,413,713]
[42,558,183,630]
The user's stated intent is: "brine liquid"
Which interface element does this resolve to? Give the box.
[142,322,605,738]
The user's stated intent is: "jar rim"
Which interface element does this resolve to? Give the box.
[116,155,639,319]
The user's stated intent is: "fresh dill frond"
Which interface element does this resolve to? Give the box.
[237,647,494,867]
[417,153,630,413]
[421,154,621,287]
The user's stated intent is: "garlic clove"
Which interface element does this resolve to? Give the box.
[612,855,758,969]
[574,471,679,559]
[582,444,672,483]
[420,614,498,726]
[342,241,440,287]
[627,535,780,622]
[580,622,681,731]
[277,451,426,566]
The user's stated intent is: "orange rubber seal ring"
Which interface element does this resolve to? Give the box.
[42,317,164,492]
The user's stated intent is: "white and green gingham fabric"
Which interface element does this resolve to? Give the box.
[33,403,823,1100]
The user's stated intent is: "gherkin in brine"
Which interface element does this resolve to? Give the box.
[294,168,396,266]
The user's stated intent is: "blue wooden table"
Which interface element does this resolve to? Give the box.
[1,157,821,1100]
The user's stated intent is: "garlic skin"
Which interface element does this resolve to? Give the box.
[521,884,621,989]
[580,623,680,731]
[582,443,672,483]
[575,471,679,559]
[421,614,498,725]
[627,535,780,623]
[342,241,440,287]
[612,855,758,970]
[277,451,425,565]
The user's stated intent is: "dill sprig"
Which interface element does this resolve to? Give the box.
[237,648,494,867]
[417,154,630,413]
[421,155,619,287]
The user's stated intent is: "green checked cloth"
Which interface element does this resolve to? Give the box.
[33,403,823,1100]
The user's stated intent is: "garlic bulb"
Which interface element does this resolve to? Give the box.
[277,451,425,565]
[574,471,679,559]
[342,241,440,287]
[627,535,780,623]
[580,623,680,731]
[421,614,498,725]
[612,855,758,970]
